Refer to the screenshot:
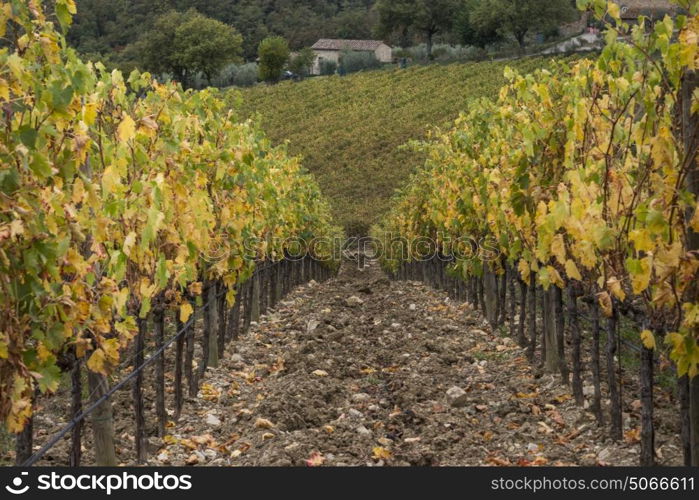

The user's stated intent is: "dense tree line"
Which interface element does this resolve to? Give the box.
[69,0,378,62]
[68,0,578,83]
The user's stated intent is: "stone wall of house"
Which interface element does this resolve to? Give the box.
[375,45,393,63]
[312,50,341,75]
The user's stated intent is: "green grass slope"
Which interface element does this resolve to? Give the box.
[237,58,571,234]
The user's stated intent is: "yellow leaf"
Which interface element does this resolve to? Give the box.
[117,114,136,143]
[598,291,613,318]
[629,229,654,253]
[123,231,136,257]
[607,277,626,301]
[72,178,85,204]
[518,259,531,284]
[640,330,655,350]
[630,256,652,295]
[180,302,194,323]
[86,349,108,375]
[550,234,566,265]
[608,2,620,20]
[101,165,122,194]
[114,287,129,315]
[372,446,392,460]
[83,102,97,125]
[0,78,9,101]
[37,342,53,362]
[10,219,23,238]
[188,282,203,296]
[564,260,582,281]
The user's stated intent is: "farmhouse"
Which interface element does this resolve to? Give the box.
[618,0,679,21]
[311,39,392,75]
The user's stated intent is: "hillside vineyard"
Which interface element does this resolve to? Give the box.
[237,57,572,235]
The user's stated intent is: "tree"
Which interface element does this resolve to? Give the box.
[454,0,503,48]
[137,10,243,87]
[258,36,290,83]
[470,0,576,52]
[288,47,315,77]
[174,15,243,83]
[376,0,460,59]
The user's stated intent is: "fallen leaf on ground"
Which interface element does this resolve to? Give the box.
[306,452,325,466]
[254,418,275,429]
[372,447,392,460]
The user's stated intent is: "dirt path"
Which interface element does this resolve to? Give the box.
[151,260,682,467]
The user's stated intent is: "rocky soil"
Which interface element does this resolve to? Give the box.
[145,260,683,467]
[23,258,683,467]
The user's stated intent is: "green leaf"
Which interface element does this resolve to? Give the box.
[156,255,169,289]
[54,0,76,31]
[139,296,152,319]
[0,167,20,194]
[36,364,61,393]
[29,153,53,179]
[18,126,38,148]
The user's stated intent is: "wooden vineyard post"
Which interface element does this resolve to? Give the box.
[217,283,227,359]
[260,265,269,315]
[478,274,488,321]
[606,305,622,441]
[282,259,290,295]
[498,269,507,326]
[527,275,537,361]
[591,297,604,425]
[568,287,583,405]
[508,270,516,330]
[70,353,83,466]
[640,327,655,466]
[243,279,253,334]
[488,269,499,326]
[543,287,555,372]
[227,286,242,342]
[14,390,34,465]
[196,300,211,390]
[87,369,117,466]
[153,306,166,438]
[553,286,568,383]
[133,317,147,464]
[185,304,197,397]
[518,277,528,347]
[251,271,261,323]
[206,282,219,368]
[679,376,692,465]
[175,313,185,421]
[270,263,280,308]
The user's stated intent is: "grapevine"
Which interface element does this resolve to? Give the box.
[0,0,340,433]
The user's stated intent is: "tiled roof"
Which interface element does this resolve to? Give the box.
[620,6,675,19]
[312,39,386,51]
[619,1,678,19]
